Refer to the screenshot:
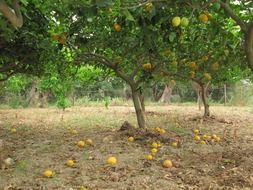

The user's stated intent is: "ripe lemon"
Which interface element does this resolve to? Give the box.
[163,160,173,168]
[170,80,176,86]
[77,140,85,148]
[193,129,200,134]
[107,156,117,166]
[190,71,195,79]
[172,16,181,27]
[128,137,134,142]
[113,23,121,32]
[212,134,217,139]
[71,129,78,134]
[189,62,197,70]
[181,17,189,27]
[204,73,212,81]
[215,136,221,142]
[202,55,209,61]
[159,128,166,135]
[171,142,178,148]
[211,62,219,71]
[194,135,201,141]
[11,128,17,133]
[142,63,152,71]
[43,170,54,178]
[86,139,93,145]
[146,154,153,161]
[144,2,153,12]
[155,127,161,133]
[151,142,158,149]
[66,159,74,167]
[151,148,158,155]
[200,140,206,145]
[199,14,208,23]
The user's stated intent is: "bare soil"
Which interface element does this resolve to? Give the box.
[0,105,253,190]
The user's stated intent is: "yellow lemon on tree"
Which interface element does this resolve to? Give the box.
[189,62,197,70]
[181,17,189,27]
[107,156,117,166]
[151,142,158,149]
[204,73,212,81]
[128,136,134,142]
[172,16,181,27]
[199,14,209,23]
[113,23,121,32]
[142,63,152,71]
[163,159,173,168]
[77,140,85,148]
[194,135,201,141]
[211,62,219,71]
[43,169,54,178]
[86,138,93,145]
[146,154,153,161]
[144,2,153,12]
[66,159,74,167]
[190,71,195,79]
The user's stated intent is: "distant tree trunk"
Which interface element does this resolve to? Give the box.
[224,84,227,105]
[192,81,202,110]
[139,90,145,112]
[131,86,145,128]
[159,84,174,104]
[245,22,253,73]
[200,83,210,117]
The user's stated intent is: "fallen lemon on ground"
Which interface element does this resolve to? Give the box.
[200,140,206,145]
[43,170,54,178]
[128,136,134,142]
[159,128,166,134]
[71,129,78,134]
[215,136,221,142]
[194,135,201,141]
[86,139,93,145]
[193,129,200,134]
[171,142,178,148]
[107,156,117,166]
[66,159,74,167]
[146,154,153,161]
[172,16,181,27]
[151,148,158,155]
[11,128,17,133]
[77,140,85,148]
[151,142,158,148]
[163,160,173,168]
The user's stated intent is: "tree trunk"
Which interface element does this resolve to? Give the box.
[245,22,253,73]
[139,91,145,112]
[224,84,227,105]
[131,86,145,128]
[200,84,210,117]
[197,90,202,111]
[159,84,174,103]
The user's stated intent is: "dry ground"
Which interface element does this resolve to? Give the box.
[0,105,253,190]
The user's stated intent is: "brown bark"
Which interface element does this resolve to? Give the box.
[200,84,210,117]
[0,0,23,28]
[139,91,145,112]
[245,22,253,73]
[131,86,145,128]
[159,84,174,104]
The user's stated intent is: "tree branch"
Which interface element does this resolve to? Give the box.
[220,1,247,33]
[0,0,23,28]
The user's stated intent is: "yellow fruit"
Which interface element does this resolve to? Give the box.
[71,129,78,134]
[107,156,117,166]
[202,135,208,140]
[146,154,153,161]
[159,128,166,135]
[128,136,134,142]
[151,148,158,155]
[215,136,221,142]
[113,23,121,32]
[201,55,209,61]
[211,62,219,71]
[200,140,206,145]
[80,186,88,190]
[194,135,201,141]
[172,16,181,27]
[155,127,161,132]
[163,160,173,168]
[193,129,200,134]
[151,142,158,149]
[157,142,162,148]
[43,170,54,178]
[181,17,189,27]
[142,63,152,71]
[171,142,178,148]
[77,140,85,148]
[199,14,209,23]
[206,135,212,140]
[204,11,212,19]
[170,80,176,86]
[212,134,217,139]
[86,139,93,145]
[204,73,212,81]
[189,62,197,70]
[11,128,17,133]
[66,159,74,167]
[190,71,195,79]
[144,2,153,12]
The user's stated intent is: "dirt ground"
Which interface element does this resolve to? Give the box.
[0,105,253,190]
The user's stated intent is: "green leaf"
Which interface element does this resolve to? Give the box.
[169,32,177,42]
[122,9,135,21]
